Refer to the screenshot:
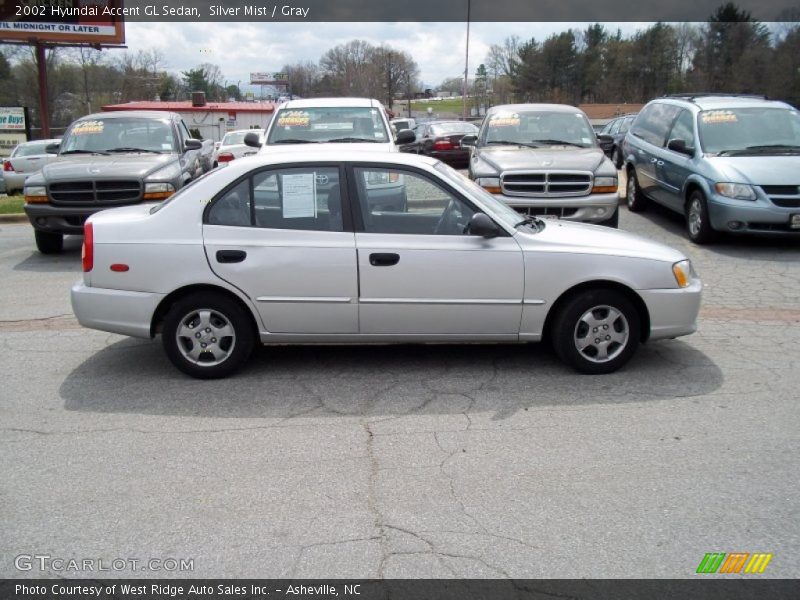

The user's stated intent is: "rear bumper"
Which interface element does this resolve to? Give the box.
[24,203,111,234]
[71,282,164,339]
[638,278,702,341]
[3,172,27,192]
[494,192,620,223]
[429,149,470,163]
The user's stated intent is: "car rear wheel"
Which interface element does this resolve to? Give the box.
[34,230,63,254]
[162,292,255,379]
[685,190,717,244]
[552,289,640,374]
[626,168,647,212]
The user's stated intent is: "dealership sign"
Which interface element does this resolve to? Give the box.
[0,107,30,157]
[0,0,125,45]
[0,107,26,130]
[250,72,289,85]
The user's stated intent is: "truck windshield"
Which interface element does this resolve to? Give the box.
[267,107,389,144]
[481,110,597,148]
[698,107,800,155]
[60,118,176,154]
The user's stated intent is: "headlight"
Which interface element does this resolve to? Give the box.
[714,182,756,200]
[672,259,695,288]
[475,177,501,194]
[24,186,48,204]
[592,176,618,193]
[144,182,175,201]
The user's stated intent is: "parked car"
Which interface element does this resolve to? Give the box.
[623,94,800,243]
[462,104,620,226]
[23,111,213,254]
[599,113,637,168]
[402,120,479,165]
[245,97,416,210]
[213,129,264,167]
[2,139,60,195]
[70,150,701,379]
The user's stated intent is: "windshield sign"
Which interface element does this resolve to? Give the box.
[482,110,596,148]
[62,118,175,154]
[267,107,388,144]
[698,107,800,155]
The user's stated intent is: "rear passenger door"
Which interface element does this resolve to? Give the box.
[629,103,681,204]
[203,164,359,334]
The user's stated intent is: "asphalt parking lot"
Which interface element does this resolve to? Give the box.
[1,204,799,579]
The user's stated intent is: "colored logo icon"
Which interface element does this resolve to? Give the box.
[696,552,773,574]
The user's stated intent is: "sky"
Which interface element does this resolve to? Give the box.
[123,21,648,91]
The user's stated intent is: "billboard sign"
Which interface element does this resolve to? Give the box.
[250,72,289,85]
[0,0,125,45]
[0,107,30,158]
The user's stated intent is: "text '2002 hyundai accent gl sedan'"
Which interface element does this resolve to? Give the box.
[71,151,702,379]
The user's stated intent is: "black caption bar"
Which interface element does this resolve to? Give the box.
[2,579,800,600]
[4,0,800,22]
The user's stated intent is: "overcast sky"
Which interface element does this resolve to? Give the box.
[124,21,647,90]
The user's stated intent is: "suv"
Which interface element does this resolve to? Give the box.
[623,94,800,243]
[599,113,638,168]
[462,104,619,227]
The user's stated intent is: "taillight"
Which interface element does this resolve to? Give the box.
[82,222,93,272]
[3,161,13,172]
[433,138,453,151]
[218,152,235,163]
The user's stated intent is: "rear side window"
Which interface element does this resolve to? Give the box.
[631,103,681,147]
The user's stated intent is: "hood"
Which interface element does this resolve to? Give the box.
[706,155,800,186]
[261,142,397,154]
[516,219,685,263]
[478,145,607,173]
[42,154,177,181]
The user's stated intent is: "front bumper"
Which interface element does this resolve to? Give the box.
[493,192,620,223]
[707,193,800,235]
[71,282,164,339]
[638,278,702,341]
[25,203,113,234]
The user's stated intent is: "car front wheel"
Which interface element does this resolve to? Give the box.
[685,190,716,244]
[34,230,63,254]
[162,292,255,379]
[552,289,641,374]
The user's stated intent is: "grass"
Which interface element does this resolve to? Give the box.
[409,98,467,115]
[0,194,25,215]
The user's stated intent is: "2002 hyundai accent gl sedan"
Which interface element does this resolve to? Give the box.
[71,151,702,379]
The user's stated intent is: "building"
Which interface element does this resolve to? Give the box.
[101,96,277,142]
[579,103,644,129]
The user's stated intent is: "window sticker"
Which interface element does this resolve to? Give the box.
[581,137,591,143]
[161,143,173,150]
[72,120,105,135]
[281,172,317,218]
[489,113,520,127]
[276,111,310,127]
[311,122,352,130]
[702,111,738,124]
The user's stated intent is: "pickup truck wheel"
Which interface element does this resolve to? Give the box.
[626,168,647,212]
[34,230,63,254]
[599,208,619,228]
[552,289,640,374]
[162,292,255,379]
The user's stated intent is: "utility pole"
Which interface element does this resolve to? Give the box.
[462,0,471,120]
[35,42,50,138]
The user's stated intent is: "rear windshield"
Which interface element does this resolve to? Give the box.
[12,142,53,157]
[432,122,479,135]
[267,106,389,144]
[222,132,248,146]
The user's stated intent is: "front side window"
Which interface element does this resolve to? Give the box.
[667,109,696,150]
[480,109,597,148]
[697,107,800,155]
[61,118,175,154]
[267,107,389,144]
[355,167,476,235]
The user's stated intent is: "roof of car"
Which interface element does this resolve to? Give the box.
[488,103,585,114]
[658,95,792,111]
[82,110,177,120]
[280,97,384,109]
[224,149,441,174]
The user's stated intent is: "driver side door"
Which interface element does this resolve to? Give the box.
[351,165,525,337]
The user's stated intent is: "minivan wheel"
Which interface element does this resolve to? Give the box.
[552,289,641,374]
[685,190,716,244]
[34,230,63,254]
[162,292,255,379]
[626,169,647,212]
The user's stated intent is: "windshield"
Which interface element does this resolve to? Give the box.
[434,162,528,231]
[698,107,800,155]
[482,110,597,148]
[267,106,389,144]
[61,118,175,154]
[432,122,479,135]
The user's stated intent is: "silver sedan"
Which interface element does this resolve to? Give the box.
[71,151,701,379]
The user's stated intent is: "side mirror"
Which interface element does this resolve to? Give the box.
[460,135,478,148]
[184,139,202,150]
[244,131,262,148]
[667,138,694,156]
[597,134,614,145]
[396,129,415,145]
[45,143,60,154]
[468,212,500,238]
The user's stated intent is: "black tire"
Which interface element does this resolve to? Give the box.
[162,292,255,379]
[600,207,619,228]
[625,168,647,212]
[34,230,63,254]
[551,288,641,374]
[685,190,716,245]
[612,147,623,169]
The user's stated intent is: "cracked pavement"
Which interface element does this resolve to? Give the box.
[1,208,799,579]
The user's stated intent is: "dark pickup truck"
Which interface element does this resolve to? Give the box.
[23,110,213,253]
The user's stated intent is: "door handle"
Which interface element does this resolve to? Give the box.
[369,252,400,267]
[216,249,247,263]
[650,157,658,163]
[656,160,664,166]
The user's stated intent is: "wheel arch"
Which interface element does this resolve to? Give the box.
[543,280,651,344]
[150,283,260,338]
[682,176,709,208]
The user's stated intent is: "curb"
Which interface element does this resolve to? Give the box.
[0,214,28,224]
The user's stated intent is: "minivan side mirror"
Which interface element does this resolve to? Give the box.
[667,138,694,156]
[184,139,202,150]
[45,143,60,154]
[244,132,262,148]
[468,212,500,238]
[461,135,478,148]
[396,129,415,145]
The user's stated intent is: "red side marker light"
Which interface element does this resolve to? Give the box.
[110,264,129,272]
